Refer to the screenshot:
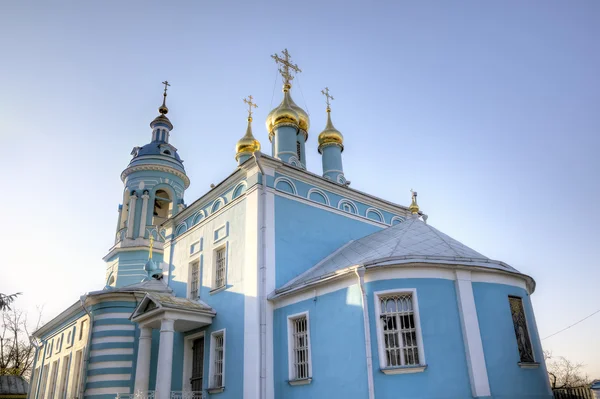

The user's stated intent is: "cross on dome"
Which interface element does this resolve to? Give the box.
[271,49,302,85]
[159,80,171,115]
[321,87,334,110]
[243,95,258,119]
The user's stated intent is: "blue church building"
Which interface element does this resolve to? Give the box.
[29,50,552,399]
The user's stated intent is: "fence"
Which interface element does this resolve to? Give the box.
[553,387,594,399]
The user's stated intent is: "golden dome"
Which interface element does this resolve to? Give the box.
[236,117,261,160]
[288,94,310,133]
[318,108,344,153]
[266,84,302,137]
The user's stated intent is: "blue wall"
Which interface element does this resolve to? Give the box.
[366,278,472,399]
[274,285,368,399]
[473,283,551,399]
[274,196,382,287]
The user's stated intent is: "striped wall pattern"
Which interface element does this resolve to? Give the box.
[85,301,138,399]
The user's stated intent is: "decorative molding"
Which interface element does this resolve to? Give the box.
[274,176,298,195]
[391,216,405,225]
[307,188,331,206]
[337,198,359,214]
[210,197,226,214]
[232,181,248,199]
[121,164,190,189]
[518,362,540,369]
[288,378,312,386]
[365,207,385,223]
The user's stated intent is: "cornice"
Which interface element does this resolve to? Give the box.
[259,155,411,217]
[121,163,190,188]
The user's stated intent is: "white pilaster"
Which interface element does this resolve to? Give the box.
[126,194,138,239]
[138,193,150,238]
[155,319,174,399]
[455,270,491,397]
[133,327,152,392]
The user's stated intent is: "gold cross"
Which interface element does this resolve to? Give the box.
[162,81,170,96]
[148,235,154,260]
[271,48,302,85]
[243,95,258,119]
[321,87,334,108]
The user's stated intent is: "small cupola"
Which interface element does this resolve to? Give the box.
[235,95,261,164]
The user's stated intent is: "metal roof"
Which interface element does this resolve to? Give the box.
[0,376,28,396]
[277,216,522,294]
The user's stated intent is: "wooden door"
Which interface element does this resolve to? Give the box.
[190,338,204,391]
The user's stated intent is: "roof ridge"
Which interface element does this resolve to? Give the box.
[390,217,417,255]
[425,222,464,257]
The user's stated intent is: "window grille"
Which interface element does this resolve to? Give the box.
[291,316,310,379]
[190,261,200,299]
[212,333,224,388]
[379,294,420,366]
[215,247,226,288]
[508,296,535,363]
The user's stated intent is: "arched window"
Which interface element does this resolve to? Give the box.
[153,189,173,226]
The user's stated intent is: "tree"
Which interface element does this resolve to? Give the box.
[0,307,43,380]
[0,293,21,311]
[545,351,591,389]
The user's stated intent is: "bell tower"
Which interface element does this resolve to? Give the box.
[104,82,190,288]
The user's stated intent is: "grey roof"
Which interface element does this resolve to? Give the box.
[277,216,521,294]
[0,376,28,396]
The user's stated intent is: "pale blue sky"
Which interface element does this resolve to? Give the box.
[1,1,598,376]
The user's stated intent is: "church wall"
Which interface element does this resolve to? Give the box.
[473,283,552,399]
[166,195,248,397]
[365,278,472,399]
[274,194,383,288]
[85,300,138,399]
[273,283,369,399]
[106,251,165,287]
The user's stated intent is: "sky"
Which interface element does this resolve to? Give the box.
[1,0,599,377]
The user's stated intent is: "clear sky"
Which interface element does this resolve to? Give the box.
[1,0,598,377]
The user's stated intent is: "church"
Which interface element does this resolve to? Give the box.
[28,50,553,399]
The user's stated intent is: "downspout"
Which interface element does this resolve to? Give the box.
[355,267,375,399]
[28,337,46,399]
[253,152,268,399]
[79,295,94,399]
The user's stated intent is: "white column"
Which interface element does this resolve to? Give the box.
[155,319,175,399]
[134,327,152,392]
[455,270,491,398]
[138,192,150,238]
[126,193,138,239]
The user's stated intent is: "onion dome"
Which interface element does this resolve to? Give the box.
[288,92,310,133]
[235,116,261,160]
[318,106,344,153]
[144,258,157,272]
[266,84,300,139]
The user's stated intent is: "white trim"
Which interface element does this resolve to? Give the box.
[93,313,131,321]
[286,311,312,382]
[91,336,134,344]
[87,373,131,382]
[373,288,427,370]
[84,387,130,395]
[455,270,491,397]
[212,242,228,291]
[471,272,528,291]
[380,365,427,375]
[208,329,226,389]
[390,216,405,225]
[210,197,226,214]
[92,325,135,333]
[232,181,248,199]
[175,222,188,236]
[274,176,298,195]
[89,348,134,357]
[307,188,331,206]
[187,257,202,300]
[182,331,205,392]
[192,211,205,226]
[337,198,359,214]
[365,207,385,223]
[88,361,132,370]
[264,189,276,399]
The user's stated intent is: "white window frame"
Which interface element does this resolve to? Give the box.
[374,288,426,374]
[211,243,228,292]
[57,354,71,399]
[208,329,226,391]
[286,311,312,385]
[46,359,59,399]
[188,257,202,299]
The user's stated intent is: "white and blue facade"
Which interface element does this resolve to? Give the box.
[31,59,552,399]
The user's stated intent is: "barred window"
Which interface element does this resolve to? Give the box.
[296,141,301,161]
[214,247,226,289]
[189,260,200,299]
[292,316,310,379]
[379,293,421,367]
[210,331,225,388]
[508,296,535,363]
[287,312,312,383]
